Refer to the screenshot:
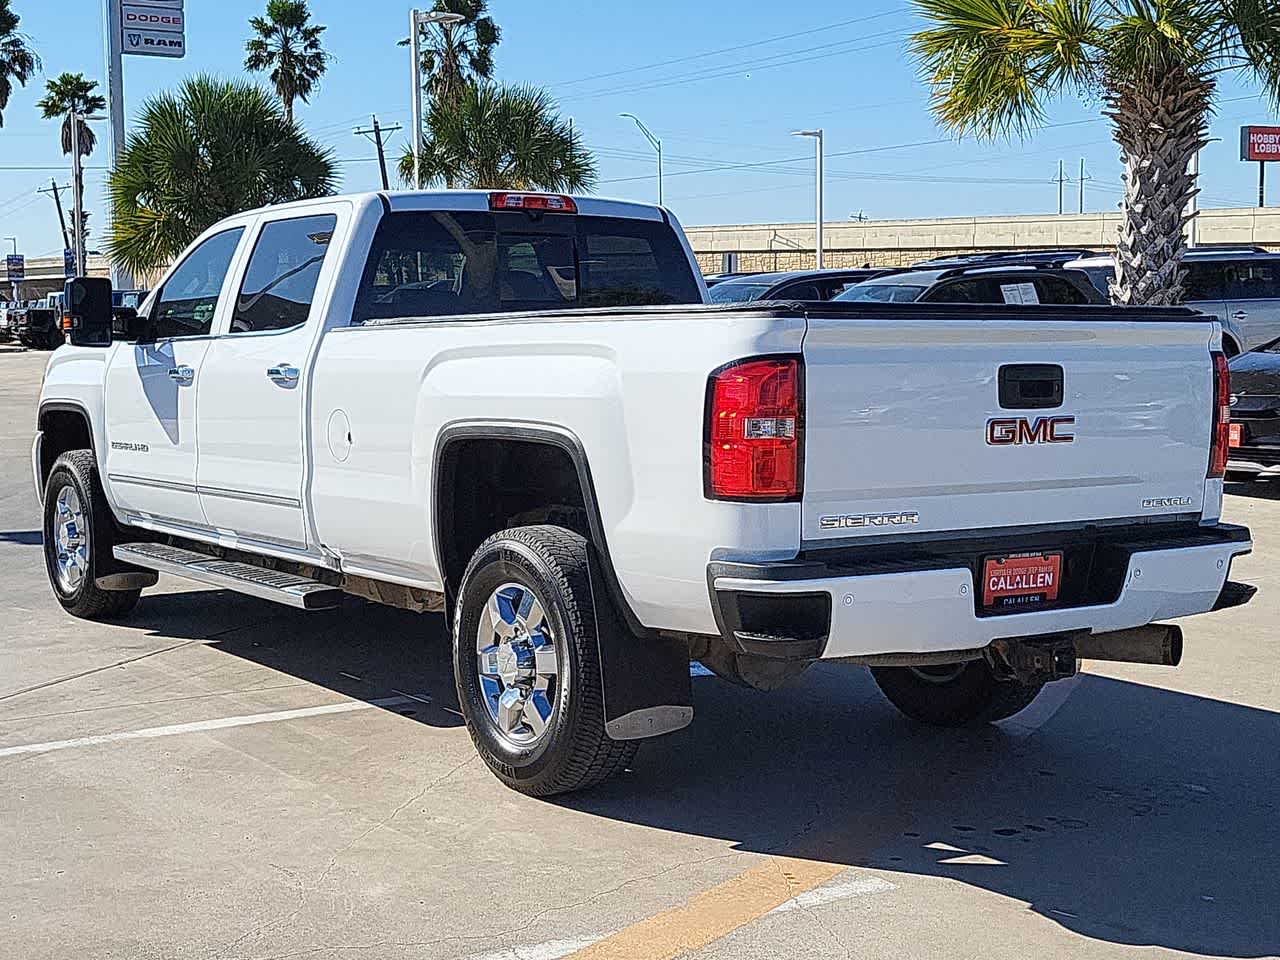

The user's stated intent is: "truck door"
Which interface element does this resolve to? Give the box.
[103,227,246,528]
[195,212,340,548]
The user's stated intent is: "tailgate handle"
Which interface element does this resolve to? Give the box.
[998,364,1063,409]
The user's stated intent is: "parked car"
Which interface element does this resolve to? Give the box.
[835,264,1105,305]
[0,301,14,341]
[701,272,757,288]
[1224,341,1280,479]
[1066,248,1280,356]
[13,297,62,349]
[113,288,149,310]
[709,268,894,303]
[35,189,1252,796]
[913,249,1098,270]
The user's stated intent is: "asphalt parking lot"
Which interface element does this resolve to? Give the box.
[3,348,1279,960]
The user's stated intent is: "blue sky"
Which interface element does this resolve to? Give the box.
[1,0,1277,259]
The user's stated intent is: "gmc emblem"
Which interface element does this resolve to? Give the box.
[986,416,1075,445]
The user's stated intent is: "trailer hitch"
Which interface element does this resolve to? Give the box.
[986,635,1079,684]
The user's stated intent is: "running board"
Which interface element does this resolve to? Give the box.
[113,542,342,610]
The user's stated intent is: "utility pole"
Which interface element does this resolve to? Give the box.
[103,0,133,290]
[1056,159,1067,215]
[355,115,402,191]
[1078,158,1090,214]
[1189,149,1200,247]
[36,180,72,251]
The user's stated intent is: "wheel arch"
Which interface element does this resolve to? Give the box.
[36,401,98,497]
[432,422,644,635]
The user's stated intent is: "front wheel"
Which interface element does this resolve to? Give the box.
[870,660,1044,727]
[42,450,140,619]
[452,525,636,796]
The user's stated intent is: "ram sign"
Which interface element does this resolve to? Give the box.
[1241,126,1280,161]
[118,0,185,58]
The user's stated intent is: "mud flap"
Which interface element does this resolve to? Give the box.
[588,556,693,741]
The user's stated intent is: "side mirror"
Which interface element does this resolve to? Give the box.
[111,306,154,342]
[64,277,113,347]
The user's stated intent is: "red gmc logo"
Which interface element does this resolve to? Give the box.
[986,416,1075,445]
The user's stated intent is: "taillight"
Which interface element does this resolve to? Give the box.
[705,357,803,501]
[1209,351,1230,478]
[489,192,577,213]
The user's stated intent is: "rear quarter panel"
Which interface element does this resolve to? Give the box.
[308,310,804,633]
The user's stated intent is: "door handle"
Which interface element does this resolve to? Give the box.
[167,365,194,384]
[266,363,300,385]
[1232,311,1248,320]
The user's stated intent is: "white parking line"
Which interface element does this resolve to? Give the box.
[465,938,603,960]
[0,695,419,759]
[771,872,897,913]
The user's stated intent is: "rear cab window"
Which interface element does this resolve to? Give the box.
[352,210,700,323]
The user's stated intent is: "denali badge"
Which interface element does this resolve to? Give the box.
[986,416,1075,446]
[110,441,150,453]
[820,511,920,530]
[1142,496,1194,508]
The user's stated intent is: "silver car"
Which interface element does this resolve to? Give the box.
[1067,248,1280,356]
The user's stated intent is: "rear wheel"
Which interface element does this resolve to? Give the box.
[452,525,636,796]
[42,450,140,619]
[871,660,1044,727]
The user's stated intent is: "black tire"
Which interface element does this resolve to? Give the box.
[42,450,141,619]
[453,525,636,796]
[870,660,1044,727]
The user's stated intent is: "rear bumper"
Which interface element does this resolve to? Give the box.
[709,523,1252,661]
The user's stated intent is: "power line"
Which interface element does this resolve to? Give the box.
[551,8,902,89]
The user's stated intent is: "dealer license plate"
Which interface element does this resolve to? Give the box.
[1229,423,1244,448]
[982,552,1063,611]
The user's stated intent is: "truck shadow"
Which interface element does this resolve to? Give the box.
[567,665,1280,958]
[119,589,1278,956]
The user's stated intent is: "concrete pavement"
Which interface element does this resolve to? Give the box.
[2,349,1278,960]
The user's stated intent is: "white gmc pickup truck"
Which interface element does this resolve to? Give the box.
[34,190,1255,795]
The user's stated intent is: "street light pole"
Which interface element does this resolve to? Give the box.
[409,9,466,190]
[792,129,824,269]
[620,113,663,206]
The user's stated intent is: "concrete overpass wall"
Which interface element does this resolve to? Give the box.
[683,207,1280,273]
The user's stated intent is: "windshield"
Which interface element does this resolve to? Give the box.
[709,282,772,303]
[835,283,925,303]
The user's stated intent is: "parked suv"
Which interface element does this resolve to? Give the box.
[1067,247,1280,356]
[835,265,1104,305]
[709,268,893,303]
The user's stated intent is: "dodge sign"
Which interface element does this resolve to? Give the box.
[118,0,185,58]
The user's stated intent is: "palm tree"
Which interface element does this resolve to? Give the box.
[36,73,106,156]
[107,76,337,275]
[0,0,39,128]
[36,73,107,252]
[244,0,329,124]
[912,0,1280,306]
[407,0,500,104]
[398,81,594,192]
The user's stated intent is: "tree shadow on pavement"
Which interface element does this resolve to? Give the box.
[0,529,42,545]
[564,664,1280,959]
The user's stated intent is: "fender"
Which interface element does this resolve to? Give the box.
[35,400,100,504]
[433,420,692,740]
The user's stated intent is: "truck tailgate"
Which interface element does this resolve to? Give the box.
[801,314,1215,543]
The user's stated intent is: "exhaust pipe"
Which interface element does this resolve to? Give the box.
[1073,624,1182,667]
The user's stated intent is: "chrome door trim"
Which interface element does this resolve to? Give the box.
[198,484,303,509]
[109,473,199,494]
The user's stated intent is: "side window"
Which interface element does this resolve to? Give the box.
[1033,275,1092,305]
[1184,262,1229,301]
[152,228,244,339]
[775,282,822,300]
[353,211,497,323]
[925,279,990,303]
[231,214,337,334]
[1224,260,1280,300]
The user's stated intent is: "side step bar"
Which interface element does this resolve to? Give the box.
[113,542,342,611]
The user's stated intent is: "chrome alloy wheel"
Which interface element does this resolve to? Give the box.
[52,483,89,593]
[476,583,561,745]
